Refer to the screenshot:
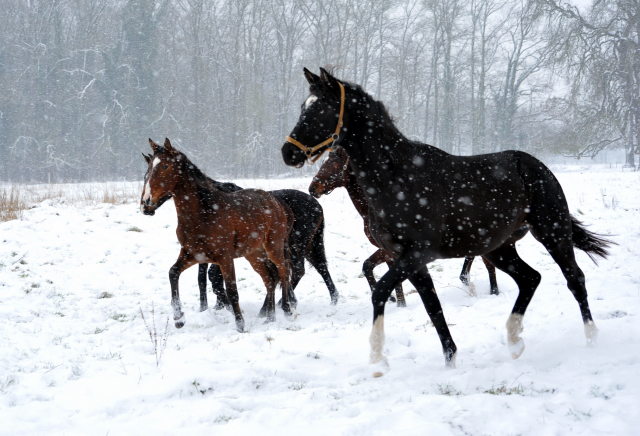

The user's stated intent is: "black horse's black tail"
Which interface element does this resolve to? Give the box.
[571,215,615,264]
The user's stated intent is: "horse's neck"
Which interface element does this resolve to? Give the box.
[344,171,369,218]
[344,114,441,194]
[172,177,224,224]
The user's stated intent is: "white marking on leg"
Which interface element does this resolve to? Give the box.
[369,315,388,377]
[584,319,598,347]
[304,95,318,109]
[506,313,525,359]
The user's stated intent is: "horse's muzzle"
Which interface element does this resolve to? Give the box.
[141,199,157,216]
[308,182,324,198]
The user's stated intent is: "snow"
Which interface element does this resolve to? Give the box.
[1,167,639,435]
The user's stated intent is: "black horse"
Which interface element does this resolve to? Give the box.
[141,154,339,312]
[282,68,613,376]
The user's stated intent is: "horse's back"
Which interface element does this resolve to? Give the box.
[269,189,323,224]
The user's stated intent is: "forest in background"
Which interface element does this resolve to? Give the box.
[0,0,638,182]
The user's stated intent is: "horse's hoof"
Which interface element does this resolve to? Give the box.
[236,320,245,333]
[199,305,208,312]
[445,352,457,369]
[213,302,224,310]
[490,289,500,296]
[388,295,397,303]
[509,340,525,359]
[330,294,339,306]
[257,310,267,318]
[174,312,186,329]
[370,359,389,378]
[396,299,407,308]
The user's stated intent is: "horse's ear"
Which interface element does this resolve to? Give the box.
[164,138,175,155]
[142,153,151,164]
[149,138,160,153]
[320,67,340,97]
[304,67,321,86]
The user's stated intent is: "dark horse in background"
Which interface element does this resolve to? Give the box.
[309,147,517,301]
[142,138,296,332]
[140,143,340,320]
[282,68,613,376]
[141,160,339,313]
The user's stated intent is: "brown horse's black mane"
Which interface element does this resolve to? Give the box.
[158,146,238,208]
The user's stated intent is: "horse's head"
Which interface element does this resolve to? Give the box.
[140,138,184,215]
[308,147,350,198]
[282,68,347,168]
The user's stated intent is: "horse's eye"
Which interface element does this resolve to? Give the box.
[163,165,168,170]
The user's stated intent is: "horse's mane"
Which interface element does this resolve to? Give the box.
[158,147,238,207]
[341,81,407,143]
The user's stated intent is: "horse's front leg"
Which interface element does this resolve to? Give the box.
[169,250,198,328]
[208,264,231,311]
[370,250,430,377]
[197,263,209,312]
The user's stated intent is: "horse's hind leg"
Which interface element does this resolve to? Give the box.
[482,256,499,295]
[264,237,293,319]
[459,257,474,286]
[217,256,245,332]
[197,263,209,312]
[535,236,597,345]
[307,218,339,305]
[208,264,231,311]
[277,242,304,309]
[249,254,278,322]
[408,267,457,367]
[483,244,541,359]
[247,249,286,322]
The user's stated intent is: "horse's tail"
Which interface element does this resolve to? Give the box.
[571,215,615,264]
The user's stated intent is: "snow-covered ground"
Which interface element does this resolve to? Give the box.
[1,167,639,435]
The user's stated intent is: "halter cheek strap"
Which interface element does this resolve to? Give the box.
[286,81,345,165]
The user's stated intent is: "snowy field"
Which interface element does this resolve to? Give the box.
[1,166,639,435]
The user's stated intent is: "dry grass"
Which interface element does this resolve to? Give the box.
[0,185,28,222]
[0,182,141,222]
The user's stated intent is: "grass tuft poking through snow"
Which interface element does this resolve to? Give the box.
[139,303,169,367]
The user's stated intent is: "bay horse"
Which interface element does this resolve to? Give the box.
[309,147,507,300]
[282,68,613,376]
[140,173,339,311]
[141,138,293,332]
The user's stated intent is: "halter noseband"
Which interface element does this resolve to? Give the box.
[286,81,345,165]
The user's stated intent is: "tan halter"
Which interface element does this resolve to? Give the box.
[286,82,345,165]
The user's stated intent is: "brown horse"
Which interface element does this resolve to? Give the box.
[141,138,293,332]
[309,147,501,298]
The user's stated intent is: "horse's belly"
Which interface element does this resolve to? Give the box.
[233,234,266,258]
[437,215,522,257]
